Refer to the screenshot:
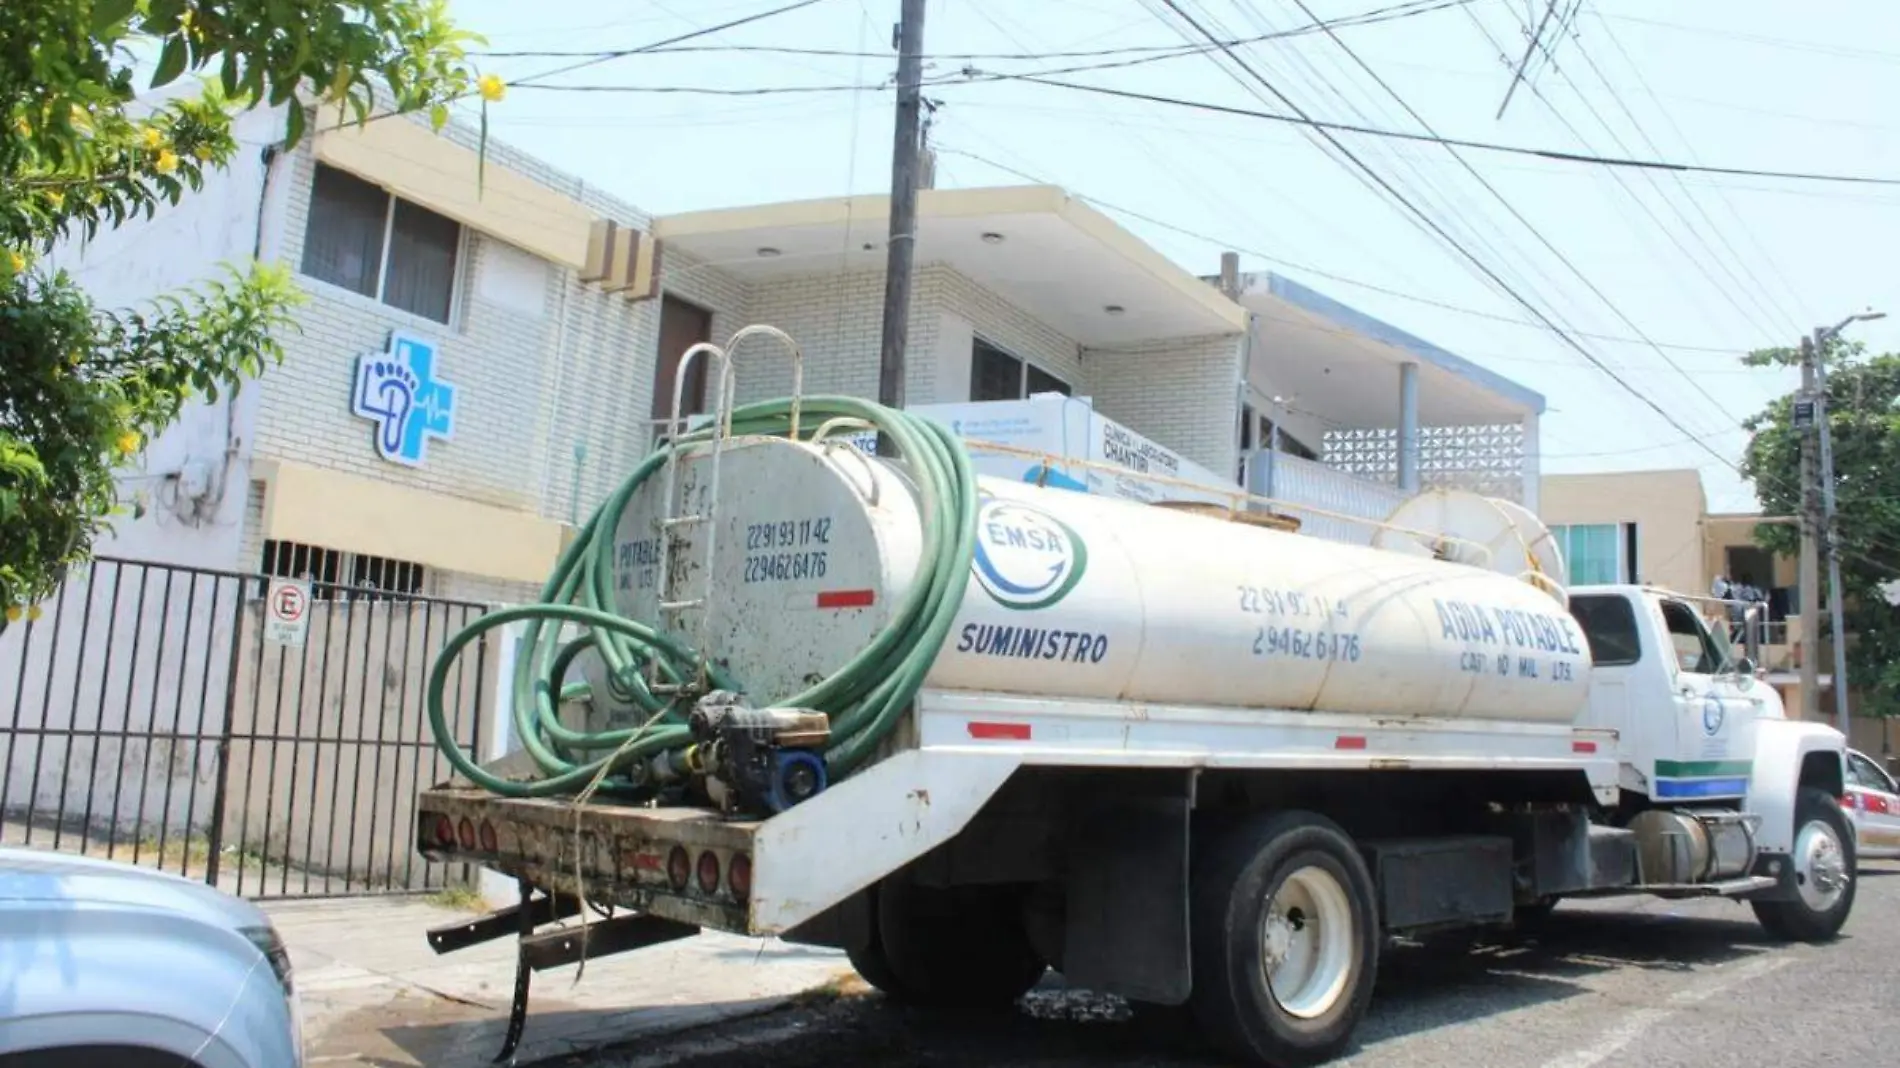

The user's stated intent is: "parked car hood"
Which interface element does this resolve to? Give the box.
[0,846,266,931]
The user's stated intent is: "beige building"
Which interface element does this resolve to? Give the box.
[1538,469,1851,725]
[1539,469,1709,594]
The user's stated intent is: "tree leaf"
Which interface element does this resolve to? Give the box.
[152,35,189,87]
[91,0,138,32]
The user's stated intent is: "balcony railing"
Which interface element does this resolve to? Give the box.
[1248,451,1408,546]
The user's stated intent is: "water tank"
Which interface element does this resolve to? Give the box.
[609,439,1593,724]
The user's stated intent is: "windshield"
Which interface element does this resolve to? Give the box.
[1660,598,1734,675]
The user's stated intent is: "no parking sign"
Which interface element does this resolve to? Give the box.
[264,578,311,647]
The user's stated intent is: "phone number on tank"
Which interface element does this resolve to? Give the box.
[1253,626,1362,662]
[744,551,828,584]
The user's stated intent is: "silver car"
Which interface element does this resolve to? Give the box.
[0,847,303,1067]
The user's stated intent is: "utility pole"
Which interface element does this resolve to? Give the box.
[1795,310,1886,735]
[875,0,927,454]
[1797,336,1822,722]
[1816,347,1853,741]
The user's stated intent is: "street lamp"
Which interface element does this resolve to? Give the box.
[1802,310,1884,742]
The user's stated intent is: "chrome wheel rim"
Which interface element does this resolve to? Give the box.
[1258,865,1355,1019]
[1794,817,1850,912]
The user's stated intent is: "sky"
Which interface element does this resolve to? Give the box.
[440,0,1900,513]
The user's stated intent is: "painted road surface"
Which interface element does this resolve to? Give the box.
[572,860,1900,1068]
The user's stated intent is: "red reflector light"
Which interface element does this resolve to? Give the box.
[1572,740,1598,754]
[432,814,455,847]
[816,589,876,609]
[456,818,476,851]
[1334,735,1368,750]
[667,845,690,891]
[728,853,752,902]
[478,820,498,853]
[697,850,721,895]
[967,721,1031,741]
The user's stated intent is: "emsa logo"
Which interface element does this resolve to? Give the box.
[1702,693,1726,736]
[351,332,456,467]
[972,498,1087,610]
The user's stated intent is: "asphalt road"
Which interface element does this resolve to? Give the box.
[570,860,1900,1068]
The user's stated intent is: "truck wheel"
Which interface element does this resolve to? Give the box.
[1189,811,1379,1067]
[1752,787,1856,943]
[864,879,1046,1008]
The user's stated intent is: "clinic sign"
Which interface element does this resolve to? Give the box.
[351,332,457,467]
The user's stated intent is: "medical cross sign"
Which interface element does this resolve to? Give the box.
[351,332,457,467]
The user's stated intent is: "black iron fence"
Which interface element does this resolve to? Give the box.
[1,557,493,899]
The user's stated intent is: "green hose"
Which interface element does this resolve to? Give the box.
[424,396,980,800]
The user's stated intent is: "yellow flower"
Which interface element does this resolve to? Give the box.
[45,190,62,209]
[478,74,507,103]
[117,430,143,455]
[6,250,22,274]
[154,148,179,175]
[12,115,27,136]
[27,605,42,622]
[3,606,19,623]
[192,144,214,161]
[142,126,163,150]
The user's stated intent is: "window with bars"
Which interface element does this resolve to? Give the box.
[970,337,1071,401]
[261,539,428,601]
[300,164,463,324]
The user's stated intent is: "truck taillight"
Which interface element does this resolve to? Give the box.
[667,846,691,891]
[697,850,721,895]
[728,853,751,902]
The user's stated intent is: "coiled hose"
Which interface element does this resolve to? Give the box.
[424,396,979,800]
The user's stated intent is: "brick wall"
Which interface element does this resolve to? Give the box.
[934,267,1083,392]
[437,571,542,606]
[1083,334,1244,477]
[726,264,1084,407]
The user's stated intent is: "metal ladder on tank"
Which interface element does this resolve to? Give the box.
[648,325,806,697]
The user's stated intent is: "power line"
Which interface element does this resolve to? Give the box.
[1142,0,1758,490]
[1000,75,1900,188]
[931,142,1777,357]
[505,62,1900,187]
[1275,0,1751,440]
[1144,2,1899,569]
[328,0,834,130]
[1482,5,1804,343]
[509,41,1262,94]
[469,0,1478,59]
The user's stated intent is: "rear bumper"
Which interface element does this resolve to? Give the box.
[416,787,760,933]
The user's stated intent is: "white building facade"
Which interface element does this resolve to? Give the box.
[48,103,1546,606]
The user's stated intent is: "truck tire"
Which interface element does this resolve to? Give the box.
[860,878,1046,1008]
[1751,787,1856,943]
[1189,811,1379,1067]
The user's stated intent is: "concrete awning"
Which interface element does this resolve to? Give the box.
[1237,272,1545,427]
[654,185,1247,346]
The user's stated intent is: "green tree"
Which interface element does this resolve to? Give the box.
[1,0,496,624]
[1739,340,1900,717]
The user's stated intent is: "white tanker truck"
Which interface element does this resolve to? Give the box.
[415,337,1854,1067]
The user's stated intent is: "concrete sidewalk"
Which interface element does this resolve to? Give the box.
[268,896,852,1066]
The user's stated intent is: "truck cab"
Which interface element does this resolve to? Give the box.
[1568,584,1789,804]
